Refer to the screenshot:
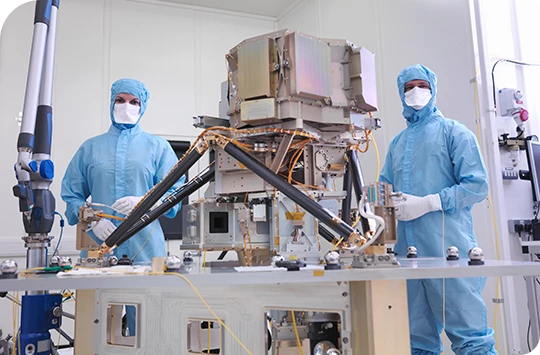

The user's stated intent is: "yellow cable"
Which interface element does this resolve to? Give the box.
[291,311,305,355]
[353,129,371,153]
[71,265,252,354]
[12,291,16,355]
[160,272,253,355]
[472,66,501,353]
[331,237,344,252]
[131,221,157,260]
[96,213,126,221]
[288,141,309,184]
[369,133,381,182]
[207,321,211,354]
[351,215,361,228]
[18,267,46,276]
[203,251,207,268]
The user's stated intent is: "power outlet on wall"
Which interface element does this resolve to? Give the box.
[508,219,533,235]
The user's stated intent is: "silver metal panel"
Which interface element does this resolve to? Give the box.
[216,148,243,171]
[238,39,271,100]
[215,147,272,194]
[374,206,398,244]
[330,62,349,107]
[277,101,349,125]
[288,32,332,100]
[203,203,236,248]
[220,170,266,194]
[241,98,276,122]
[349,47,378,112]
[219,80,229,118]
[3,259,540,292]
[307,145,347,187]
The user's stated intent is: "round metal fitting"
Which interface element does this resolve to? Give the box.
[109,256,119,266]
[468,247,484,261]
[25,344,35,355]
[0,260,17,274]
[324,251,340,265]
[49,255,61,267]
[52,306,62,317]
[446,246,459,258]
[165,255,182,271]
[314,341,336,355]
[59,256,72,267]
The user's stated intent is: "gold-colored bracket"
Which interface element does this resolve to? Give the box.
[348,230,368,248]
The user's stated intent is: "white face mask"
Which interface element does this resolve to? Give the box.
[404,87,432,110]
[113,103,140,124]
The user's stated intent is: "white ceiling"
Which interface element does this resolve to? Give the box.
[156,0,300,18]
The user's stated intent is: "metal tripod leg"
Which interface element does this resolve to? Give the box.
[346,149,371,234]
[105,144,208,248]
[118,164,215,246]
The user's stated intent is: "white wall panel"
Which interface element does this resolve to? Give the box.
[276,0,318,35]
[109,0,197,138]
[0,2,35,243]
[0,0,278,339]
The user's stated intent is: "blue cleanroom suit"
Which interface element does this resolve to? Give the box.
[61,79,185,335]
[379,65,497,355]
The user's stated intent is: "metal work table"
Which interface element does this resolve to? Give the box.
[1,258,539,292]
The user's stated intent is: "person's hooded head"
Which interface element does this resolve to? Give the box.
[397,64,438,125]
[109,78,149,130]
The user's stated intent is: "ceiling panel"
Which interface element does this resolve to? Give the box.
[156,0,298,18]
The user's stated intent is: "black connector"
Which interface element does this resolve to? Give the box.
[532,220,540,241]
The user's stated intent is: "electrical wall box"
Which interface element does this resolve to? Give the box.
[499,88,524,116]
[508,219,532,234]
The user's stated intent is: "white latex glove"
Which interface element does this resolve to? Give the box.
[393,193,442,221]
[112,196,143,216]
[90,219,116,241]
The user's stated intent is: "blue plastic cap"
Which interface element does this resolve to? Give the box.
[39,160,55,179]
[28,161,38,172]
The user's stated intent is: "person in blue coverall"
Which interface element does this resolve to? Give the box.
[61,78,185,336]
[379,64,497,355]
